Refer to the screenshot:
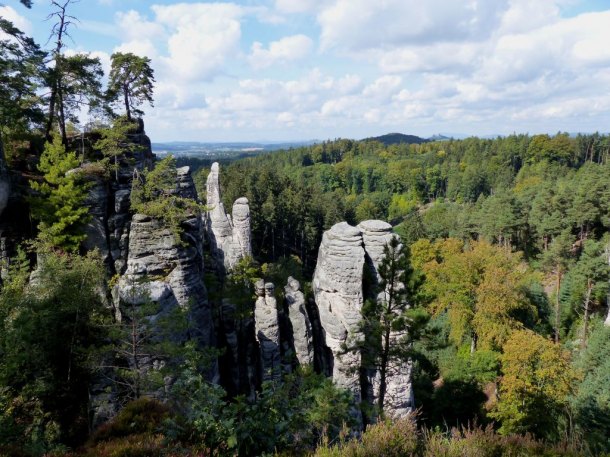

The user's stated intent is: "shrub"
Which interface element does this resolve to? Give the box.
[314,417,419,457]
[89,398,170,444]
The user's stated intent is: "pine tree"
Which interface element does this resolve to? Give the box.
[29,136,91,251]
[107,52,155,121]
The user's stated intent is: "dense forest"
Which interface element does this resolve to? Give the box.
[1,1,610,456]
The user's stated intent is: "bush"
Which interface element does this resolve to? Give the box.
[89,398,170,444]
[314,418,419,457]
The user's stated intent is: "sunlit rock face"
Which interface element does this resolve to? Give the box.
[205,162,252,273]
[358,220,414,418]
[312,220,414,420]
[312,222,366,413]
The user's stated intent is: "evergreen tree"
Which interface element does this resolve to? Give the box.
[107,52,155,121]
[29,136,91,251]
[359,236,427,415]
[94,116,142,181]
[0,18,45,157]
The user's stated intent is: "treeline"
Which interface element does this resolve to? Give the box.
[188,133,610,270]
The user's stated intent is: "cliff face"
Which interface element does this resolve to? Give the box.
[205,162,252,273]
[285,277,314,366]
[312,220,414,419]
[82,123,155,274]
[357,220,414,418]
[0,147,8,219]
[312,222,366,416]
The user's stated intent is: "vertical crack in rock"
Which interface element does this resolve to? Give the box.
[205,162,252,273]
[254,279,281,382]
[312,222,365,421]
[358,220,414,418]
[284,276,314,366]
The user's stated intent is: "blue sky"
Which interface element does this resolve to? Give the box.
[2,0,610,142]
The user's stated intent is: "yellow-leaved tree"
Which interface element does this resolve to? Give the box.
[491,329,578,438]
[411,238,538,352]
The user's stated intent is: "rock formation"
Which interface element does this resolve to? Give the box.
[254,280,281,382]
[358,220,414,418]
[81,121,154,274]
[284,276,314,366]
[0,147,9,219]
[205,163,252,272]
[312,220,414,419]
[312,222,366,412]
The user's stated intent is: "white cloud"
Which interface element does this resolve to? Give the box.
[275,0,324,14]
[248,34,313,69]
[0,6,31,34]
[96,0,610,141]
[153,3,243,82]
[317,0,509,52]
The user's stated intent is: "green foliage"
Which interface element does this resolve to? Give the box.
[89,398,169,444]
[570,322,610,454]
[419,239,539,351]
[315,421,583,457]
[94,116,143,181]
[0,17,45,153]
[168,363,354,456]
[0,249,107,454]
[131,155,202,241]
[314,418,419,457]
[29,137,91,251]
[491,329,578,439]
[107,52,155,121]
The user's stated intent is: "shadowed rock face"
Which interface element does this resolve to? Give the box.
[254,280,281,382]
[312,220,414,420]
[357,220,414,418]
[0,148,9,219]
[205,162,252,273]
[285,277,314,366]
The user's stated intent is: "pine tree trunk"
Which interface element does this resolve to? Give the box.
[554,270,562,343]
[378,326,391,414]
[124,84,131,121]
[581,279,592,349]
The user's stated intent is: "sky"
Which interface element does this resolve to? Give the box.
[1,0,610,142]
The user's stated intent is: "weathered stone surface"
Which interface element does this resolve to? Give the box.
[359,220,413,418]
[254,280,281,382]
[205,162,252,272]
[312,222,365,405]
[285,277,313,366]
[0,147,9,218]
[114,212,214,377]
[176,166,198,200]
[312,220,414,420]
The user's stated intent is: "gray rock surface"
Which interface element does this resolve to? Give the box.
[176,166,198,200]
[114,212,215,381]
[205,162,252,272]
[312,222,365,407]
[358,220,413,418]
[284,277,314,366]
[254,280,281,382]
[312,220,414,420]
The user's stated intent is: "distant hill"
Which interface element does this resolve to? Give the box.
[428,133,453,142]
[363,133,429,145]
